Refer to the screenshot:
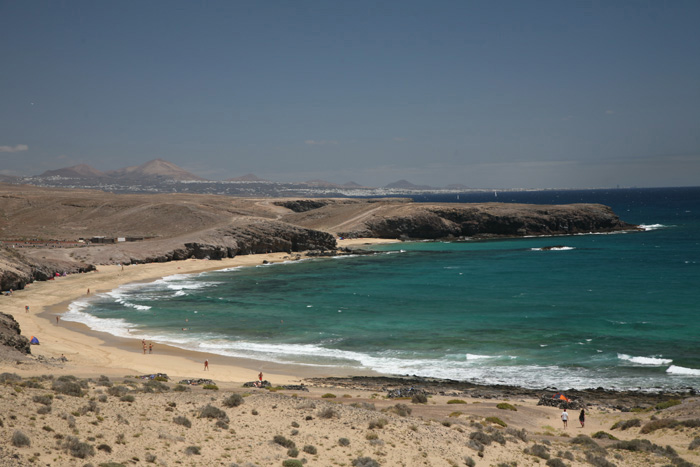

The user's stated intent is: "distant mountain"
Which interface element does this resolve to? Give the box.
[384,179,435,190]
[226,173,267,182]
[39,164,106,178]
[342,181,366,188]
[106,159,205,181]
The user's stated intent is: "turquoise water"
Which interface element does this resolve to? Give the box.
[65,187,700,390]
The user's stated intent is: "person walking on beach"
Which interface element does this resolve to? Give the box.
[204,359,209,371]
[579,409,585,428]
[25,305,29,313]
[561,409,569,429]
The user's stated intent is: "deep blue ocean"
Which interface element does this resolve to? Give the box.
[65,187,700,391]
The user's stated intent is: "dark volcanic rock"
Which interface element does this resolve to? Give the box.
[0,312,30,355]
[0,248,95,291]
[274,200,331,213]
[340,203,637,239]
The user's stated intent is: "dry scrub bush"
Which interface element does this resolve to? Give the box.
[386,403,411,416]
[173,415,192,428]
[317,406,339,419]
[223,393,244,407]
[198,404,229,423]
[11,430,31,447]
[411,393,428,404]
[610,418,641,430]
[61,436,95,459]
[352,457,380,467]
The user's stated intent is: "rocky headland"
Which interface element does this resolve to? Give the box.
[0,183,637,291]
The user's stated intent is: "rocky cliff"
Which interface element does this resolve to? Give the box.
[333,203,637,239]
[0,312,30,356]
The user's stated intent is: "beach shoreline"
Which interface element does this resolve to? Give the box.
[0,239,396,384]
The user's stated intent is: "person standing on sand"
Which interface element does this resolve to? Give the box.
[25,305,29,313]
[579,409,585,428]
[55,316,60,324]
[143,343,147,354]
[259,371,263,384]
[561,408,568,429]
[149,343,153,354]
[204,359,209,371]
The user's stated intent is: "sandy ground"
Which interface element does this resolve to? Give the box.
[1,239,699,466]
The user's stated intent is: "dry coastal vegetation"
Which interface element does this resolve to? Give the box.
[0,183,698,466]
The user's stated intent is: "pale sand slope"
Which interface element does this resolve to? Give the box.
[1,239,699,466]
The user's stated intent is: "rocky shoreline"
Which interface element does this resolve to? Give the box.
[305,375,696,411]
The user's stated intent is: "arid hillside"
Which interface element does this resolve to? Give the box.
[0,183,637,291]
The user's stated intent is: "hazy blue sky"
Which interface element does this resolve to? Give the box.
[1,1,699,188]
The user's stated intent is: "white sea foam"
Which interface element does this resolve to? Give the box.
[62,299,135,338]
[667,365,700,376]
[618,354,672,365]
[639,224,665,231]
[466,353,493,360]
[531,246,575,251]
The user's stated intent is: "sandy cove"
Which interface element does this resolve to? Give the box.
[1,240,700,466]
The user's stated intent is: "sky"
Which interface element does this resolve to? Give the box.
[1,1,699,189]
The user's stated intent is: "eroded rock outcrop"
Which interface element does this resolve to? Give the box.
[0,312,30,355]
[338,203,637,239]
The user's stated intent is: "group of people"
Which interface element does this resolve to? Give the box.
[561,408,585,429]
[141,339,153,354]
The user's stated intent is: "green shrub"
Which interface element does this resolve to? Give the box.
[287,447,299,457]
[497,402,517,411]
[173,384,190,392]
[485,416,507,427]
[338,437,350,446]
[202,384,219,390]
[282,460,303,467]
[592,431,618,440]
[12,430,30,447]
[321,393,336,398]
[120,395,135,402]
[655,399,681,410]
[446,399,466,404]
[223,393,244,407]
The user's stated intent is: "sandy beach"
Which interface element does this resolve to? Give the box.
[2,240,700,466]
